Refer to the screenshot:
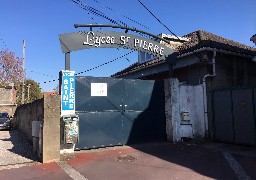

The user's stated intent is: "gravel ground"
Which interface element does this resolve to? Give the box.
[0,130,40,170]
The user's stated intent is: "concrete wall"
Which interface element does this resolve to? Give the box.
[164,78,174,142]
[165,78,205,142]
[13,94,60,163]
[42,94,60,163]
[13,99,44,142]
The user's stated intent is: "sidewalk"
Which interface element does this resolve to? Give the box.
[0,142,255,180]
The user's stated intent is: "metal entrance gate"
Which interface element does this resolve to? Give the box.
[75,76,166,149]
[212,88,256,145]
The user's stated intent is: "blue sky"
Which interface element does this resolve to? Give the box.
[0,0,255,91]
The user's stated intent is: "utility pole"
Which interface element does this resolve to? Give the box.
[21,40,26,104]
[27,84,30,103]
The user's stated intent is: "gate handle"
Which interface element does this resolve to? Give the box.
[124,105,127,112]
[120,104,128,112]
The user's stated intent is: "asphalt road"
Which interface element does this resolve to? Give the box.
[0,132,255,180]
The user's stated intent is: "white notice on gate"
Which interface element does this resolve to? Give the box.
[91,83,107,96]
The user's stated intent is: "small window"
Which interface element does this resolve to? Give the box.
[139,52,156,63]
[0,113,8,118]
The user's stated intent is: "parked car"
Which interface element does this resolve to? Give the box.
[0,112,11,131]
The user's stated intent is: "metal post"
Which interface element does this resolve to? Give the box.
[27,84,30,103]
[21,40,26,104]
[65,52,70,70]
[166,53,177,77]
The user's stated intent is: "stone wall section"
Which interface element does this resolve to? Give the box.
[13,99,44,142]
[0,85,17,115]
[13,94,60,163]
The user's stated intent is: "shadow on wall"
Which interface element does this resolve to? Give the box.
[8,94,61,164]
[123,80,166,145]
[11,98,44,143]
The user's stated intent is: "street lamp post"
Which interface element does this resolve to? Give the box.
[21,40,26,104]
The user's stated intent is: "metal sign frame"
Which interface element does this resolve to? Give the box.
[61,70,75,116]
[59,24,177,70]
[59,31,174,58]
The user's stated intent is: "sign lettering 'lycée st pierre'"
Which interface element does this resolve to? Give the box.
[59,31,174,59]
[83,32,165,56]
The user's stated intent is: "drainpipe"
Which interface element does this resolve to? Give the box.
[203,50,216,138]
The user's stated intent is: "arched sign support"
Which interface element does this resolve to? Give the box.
[59,24,177,70]
[74,24,171,44]
[59,24,175,70]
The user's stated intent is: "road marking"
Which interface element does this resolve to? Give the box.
[56,161,88,180]
[223,152,251,180]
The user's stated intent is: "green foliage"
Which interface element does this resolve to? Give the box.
[16,79,43,105]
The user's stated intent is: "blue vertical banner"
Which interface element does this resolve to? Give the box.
[61,70,75,115]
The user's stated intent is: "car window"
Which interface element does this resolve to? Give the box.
[0,113,8,118]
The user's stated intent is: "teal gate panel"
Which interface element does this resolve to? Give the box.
[75,76,166,149]
[213,90,234,143]
[122,80,166,144]
[232,89,255,145]
[76,112,123,149]
[212,88,256,145]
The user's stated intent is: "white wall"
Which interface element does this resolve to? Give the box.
[165,78,205,142]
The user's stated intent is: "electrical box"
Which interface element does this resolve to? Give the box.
[180,124,193,138]
[61,114,79,144]
[181,112,190,121]
[32,121,42,138]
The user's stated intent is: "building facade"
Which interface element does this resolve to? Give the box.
[112,30,256,144]
[0,84,17,116]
